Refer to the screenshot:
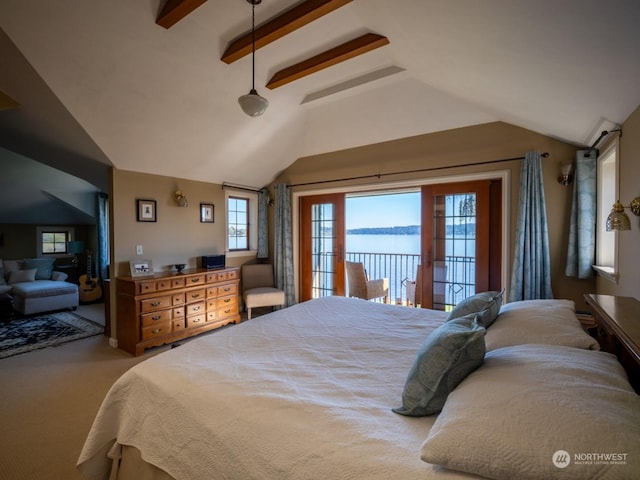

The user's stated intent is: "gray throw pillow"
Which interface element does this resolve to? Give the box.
[24,258,56,280]
[9,268,37,284]
[393,314,486,417]
[446,290,504,327]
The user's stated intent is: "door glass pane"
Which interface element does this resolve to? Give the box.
[311,203,335,298]
[433,193,476,311]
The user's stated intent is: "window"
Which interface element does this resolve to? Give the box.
[593,138,619,282]
[42,231,69,254]
[228,196,249,250]
[225,190,258,256]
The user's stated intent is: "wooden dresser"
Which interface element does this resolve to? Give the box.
[116,267,240,355]
[584,294,640,393]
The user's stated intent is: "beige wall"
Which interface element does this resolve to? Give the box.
[272,121,596,307]
[596,105,640,300]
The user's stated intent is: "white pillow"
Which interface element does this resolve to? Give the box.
[485,299,599,351]
[421,344,640,480]
[9,268,37,284]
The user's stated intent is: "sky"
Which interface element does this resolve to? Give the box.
[346,192,421,229]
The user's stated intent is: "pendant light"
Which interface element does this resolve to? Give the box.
[238,0,268,117]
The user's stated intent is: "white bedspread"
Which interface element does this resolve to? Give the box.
[77,296,482,480]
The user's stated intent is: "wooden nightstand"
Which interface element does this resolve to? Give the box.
[584,294,640,393]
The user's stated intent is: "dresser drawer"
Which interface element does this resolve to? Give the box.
[186,301,206,316]
[206,286,218,297]
[140,295,172,313]
[138,281,157,295]
[141,321,171,340]
[171,277,186,289]
[172,293,185,306]
[156,279,172,291]
[186,313,207,328]
[173,318,186,331]
[216,294,237,310]
[218,283,237,297]
[186,275,205,287]
[217,305,237,320]
[186,289,206,303]
[173,306,185,318]
[141,309,172,327]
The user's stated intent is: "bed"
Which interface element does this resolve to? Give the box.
[77,295,640,480]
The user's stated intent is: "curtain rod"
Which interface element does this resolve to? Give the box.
[289,152,549,188]
[590,128,622,150]
[221,182,262,193]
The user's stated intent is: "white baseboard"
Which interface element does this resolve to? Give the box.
[108,337,118,348]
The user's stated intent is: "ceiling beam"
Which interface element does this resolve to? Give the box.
[156,0,208,29]
[266,33,389,90]
[221,0,354,64]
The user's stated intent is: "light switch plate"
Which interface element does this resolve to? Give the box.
[136,245,143,255]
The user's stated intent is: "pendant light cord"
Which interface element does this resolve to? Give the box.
[251,2,256,91]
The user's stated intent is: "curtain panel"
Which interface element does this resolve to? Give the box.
[257,188,269,258]
[565,149,597,279]
[509,151,553,301]
[274,184,296,307]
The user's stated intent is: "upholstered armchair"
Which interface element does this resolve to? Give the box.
[241,264,285,319]
[345,261,389,303]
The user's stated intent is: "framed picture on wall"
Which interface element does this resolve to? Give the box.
[137,199,157,222]
[200,203,214,223]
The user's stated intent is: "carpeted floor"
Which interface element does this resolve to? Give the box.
[0,311,104,359]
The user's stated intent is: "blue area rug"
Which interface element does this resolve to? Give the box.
[0,311,103,359]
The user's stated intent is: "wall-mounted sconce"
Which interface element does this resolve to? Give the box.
[175,190,188,207]
[606,197,640,231]
[557,161,574,186]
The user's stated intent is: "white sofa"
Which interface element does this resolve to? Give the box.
[0,258,79,315]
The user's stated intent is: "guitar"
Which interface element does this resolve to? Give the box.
[79,251,102,303]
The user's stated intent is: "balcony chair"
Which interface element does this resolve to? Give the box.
[345,261,389,303]
[241,264,285,319]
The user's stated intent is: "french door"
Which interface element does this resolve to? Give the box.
[298,180,501,307]
[420,180,501,310]
[299,194,346,302]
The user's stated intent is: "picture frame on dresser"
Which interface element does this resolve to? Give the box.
[130,259,154,277]
[137,199,157,222]
[200,203,214,223]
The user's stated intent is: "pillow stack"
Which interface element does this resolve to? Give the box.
[393,290,503,416]
[0,258,57,286]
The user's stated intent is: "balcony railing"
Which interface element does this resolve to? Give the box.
[345,252,475,309]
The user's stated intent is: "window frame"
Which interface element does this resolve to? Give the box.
[593,137,620,283]
[37,226,75,257]
[225,189,258,257]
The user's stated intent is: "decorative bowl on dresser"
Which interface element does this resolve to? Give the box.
[116,267,240,355]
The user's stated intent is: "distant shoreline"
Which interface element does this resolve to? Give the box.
[347,224,475,235]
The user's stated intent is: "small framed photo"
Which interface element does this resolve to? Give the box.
[200,203,214,223]
[137,199,157,222]
[130,259,154,277]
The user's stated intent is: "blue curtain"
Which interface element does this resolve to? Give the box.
[509,151,553,301]
[565,150,597,278]
[257,188,269,259]
[274,184,295,307]
[95,192,109,281]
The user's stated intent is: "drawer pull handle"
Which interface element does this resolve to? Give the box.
[151,301,161,307]
[191,293,200,298]
[224,309,231,314]
[193,306,200,311]
[152,328,162,334]
[191,278,200,283]
[224,298,231,303]
[192,318,200,323]
[152,315,162,321]
[223,287,231,292]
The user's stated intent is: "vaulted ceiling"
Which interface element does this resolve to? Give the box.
[1,0,639,198]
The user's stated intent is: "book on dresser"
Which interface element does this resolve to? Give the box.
[116,267,240,355]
